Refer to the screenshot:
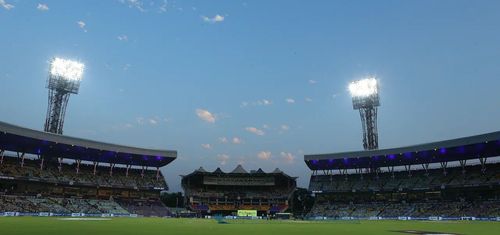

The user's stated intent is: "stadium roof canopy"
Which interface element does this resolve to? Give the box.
[0,121,176,167]
[305,131,500,170]
[182,166,295,179]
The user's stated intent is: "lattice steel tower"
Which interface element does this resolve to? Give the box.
[348,77,380,150]
[44,58,84,134]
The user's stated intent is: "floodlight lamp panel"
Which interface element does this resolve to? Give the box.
[349,77,378,98]
[50,57,84,82]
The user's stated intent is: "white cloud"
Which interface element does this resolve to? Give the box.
[240,102,249,107]
[201,144,212,149]
[281,125,290,131]
[77,21,87,32]
[0,0,14,10]
[159,0,167,12]
[124,123,133,128]
[280,152,295,164]
[217,154,230,165]
[196,109,216,123]
[136,117,145,125]
[202,14,225,23]
[257,151,272,160]
[219,137,228,144]
[148,118,158,125]
[232,137,242,144]
[121,0,145,12]
[260,99,272,105]
[117,35,128,41]
[305,97,313,102]
[262,124,270,129]
[286,98,295,104]
[236,156,246,165]
[135,116,166,126]
[309,79,317,84]
[37,3,49,11]
[241,99,272,108]
[245,127,265,136]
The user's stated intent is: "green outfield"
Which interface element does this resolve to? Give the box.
[0,217,498,235]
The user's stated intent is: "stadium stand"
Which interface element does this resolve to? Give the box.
[305,131,500,219]
[182,165,296,216]
[0,121,177,217]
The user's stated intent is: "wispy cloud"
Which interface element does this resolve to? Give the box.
[280,125,290,131]
[77,21,87,32]
[135,116,167,126]
[201,144,212,149]
[245,127,265,136]
[305,97,313,102]
[218,137,242,144]
[232,137,242,144]
[158,0,167,13]
[117,35,128,41]
[120,0,145,12]
[285,98,295,104]
[257,151,272,160]
[148,118,158,125]
[219,137,228,144]
[202,14,225,23]
[196,109,216,123]
[280,152,295,164]
[217,154,230,165]
[37,3,49,11]
[309,79,318,84]
[136,117,145,125]
[241,99,272,108]
[0,0,14,10]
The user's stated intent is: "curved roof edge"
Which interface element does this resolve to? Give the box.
[304,131,500,170]
[0,121,176,167]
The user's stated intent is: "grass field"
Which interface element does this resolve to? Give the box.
[0,217,498,235]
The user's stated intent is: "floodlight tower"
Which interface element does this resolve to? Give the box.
[44,57,84,134]
[348,77,380,150]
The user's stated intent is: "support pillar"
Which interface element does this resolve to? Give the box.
[40,155,44,170]
[0,149,4,165]
[19,152,25,168]
[440,161,448,176]
[459,159,467,175]
[58,157,63,172]
[75,159,81,174]
[480,157,487,173]
[109,163,115,176]
[156,167,160,181]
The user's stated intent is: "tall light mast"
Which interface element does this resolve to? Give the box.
[44,57,84,134]
[348,77,380,150]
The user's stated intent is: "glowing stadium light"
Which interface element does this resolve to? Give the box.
[349,77,381,150]
[348,77,378,98]
[50,58,84,82]
[44,57,85,134]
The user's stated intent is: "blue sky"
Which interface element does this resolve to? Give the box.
[1,0,500,192]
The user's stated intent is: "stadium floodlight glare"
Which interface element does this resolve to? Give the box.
[44,57,85,135]
[348,77,378,98]
[349,77,380,150]
[50,57,84,82]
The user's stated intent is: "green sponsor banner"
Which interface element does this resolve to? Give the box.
[237,210,257,217]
